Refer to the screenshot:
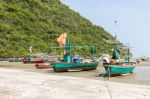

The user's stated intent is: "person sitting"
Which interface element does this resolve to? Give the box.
[111,48,120,64]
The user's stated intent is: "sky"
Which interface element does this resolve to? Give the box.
[60,0,150,57]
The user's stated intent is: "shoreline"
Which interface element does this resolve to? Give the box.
[0,61,150,86]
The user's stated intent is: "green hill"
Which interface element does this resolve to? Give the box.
[0,0,115,57]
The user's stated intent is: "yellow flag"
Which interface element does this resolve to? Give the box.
[57,33,67,46]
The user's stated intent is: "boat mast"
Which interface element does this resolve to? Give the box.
[127,43,130,63]
[64,39,72,63]
[114,19,117,48]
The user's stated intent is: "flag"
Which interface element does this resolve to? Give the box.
[57,33,67,46]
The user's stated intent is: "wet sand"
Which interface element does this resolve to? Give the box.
[0,61,150,86]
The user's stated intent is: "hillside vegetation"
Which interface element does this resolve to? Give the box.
[0,0,115,57]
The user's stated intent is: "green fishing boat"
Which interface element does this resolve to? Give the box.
[53,62,98,72]
[103,43,135,77]
[102,21,136,77]
[104,65,135,77]
[52,33,99,72]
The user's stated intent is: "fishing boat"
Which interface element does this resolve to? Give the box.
[102,35,136,77]
[104,64,135,77]
[103,47,136,78]
[35,62,52,69]
[34,56,58,69]
[9,57,22,62]
[23,57,48,64]
[52,33,99,72]
[103,20,135,78]
[22,53,49,64]
[53,61,98,72]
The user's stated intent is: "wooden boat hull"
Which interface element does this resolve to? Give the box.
[53,62,99,72]
[23,59,48,64]
[35,63,52,69]
[104,65,135,76]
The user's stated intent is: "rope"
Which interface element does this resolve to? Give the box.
[97,72,113,99]
[100,65,113,99]
[104,78,113,99]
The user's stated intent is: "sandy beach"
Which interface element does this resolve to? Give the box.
[2,61,149,86]
[0,61,150,99]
